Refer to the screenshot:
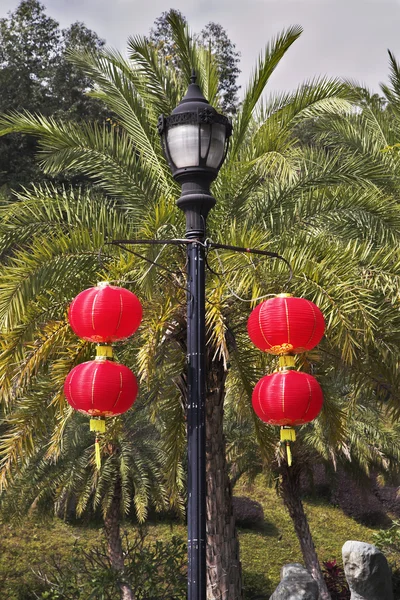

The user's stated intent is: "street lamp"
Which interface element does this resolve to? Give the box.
[158,73,232,600]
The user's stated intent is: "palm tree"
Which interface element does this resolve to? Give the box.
[1,14,400,600]
[0,387,167,600]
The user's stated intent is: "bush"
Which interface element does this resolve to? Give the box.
[322,560,350,600]
[232,497,264,528]
[373,520,400,554]
[34,529,187,600]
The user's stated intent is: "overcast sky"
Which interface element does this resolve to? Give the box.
[1,0,400,95]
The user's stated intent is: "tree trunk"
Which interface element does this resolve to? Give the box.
[206,356,243,600]
[104,478,135,600]
[280,464,331,600]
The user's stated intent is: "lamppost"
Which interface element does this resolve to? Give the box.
[157,73,232,600]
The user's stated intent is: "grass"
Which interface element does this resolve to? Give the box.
[0,477,390,599]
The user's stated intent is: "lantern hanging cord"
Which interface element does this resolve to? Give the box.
[101,238,293,302]
[103,241,186,278]
[101,242,193,304]
[206,241,293,303]
[107,238,292,281]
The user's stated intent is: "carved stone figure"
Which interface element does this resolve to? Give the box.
[342,540,393,600]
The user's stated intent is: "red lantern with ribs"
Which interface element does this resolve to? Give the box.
[252,368,323,465]
[247,294,325,355]
[68,282,143,343]
[252,370,323,425]
[64,359,138,417]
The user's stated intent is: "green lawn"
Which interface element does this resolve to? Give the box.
[0,478,390,599]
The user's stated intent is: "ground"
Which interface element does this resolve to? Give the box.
[1,476,391,599]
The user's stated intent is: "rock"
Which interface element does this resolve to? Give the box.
[232,496,264,527]
[342,540,393,600]
[269,563,318,600]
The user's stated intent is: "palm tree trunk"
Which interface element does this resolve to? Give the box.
[280,464,331,600]
[206,357,243,600]
[104,478,135,600]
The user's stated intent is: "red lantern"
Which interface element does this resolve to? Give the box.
[247,295,325,355]
[64,359,138,417]
[252,370,323,426]
[68,282,143,343]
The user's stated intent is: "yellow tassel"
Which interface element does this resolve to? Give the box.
[286,442,293,467]
[280,427,296,467]
[95,436,101,470]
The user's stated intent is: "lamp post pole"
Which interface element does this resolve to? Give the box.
[184,204,208,600]
[158,74,232,600]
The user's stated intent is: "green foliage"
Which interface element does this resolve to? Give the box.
[0,520,186,600]
[373,520,400,554]
[35,530,187,600]
[0,0,106,191]
[0,399,167,524]
[1,11,400,523]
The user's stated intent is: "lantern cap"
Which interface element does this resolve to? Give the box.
[171,71,210,114]
[96,345,113,359]
[280,427,296,442]
[90,417,106,433]
[157,72,232,138]
[278,355,295,369]
[276,293,292,298]
[97,281,110,288]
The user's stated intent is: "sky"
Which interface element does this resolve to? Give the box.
[1,0,400,95]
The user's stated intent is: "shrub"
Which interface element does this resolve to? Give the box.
[232,497,264,528]
[322,560,350,600]
[34,529,187,600]
[372,520,400,554]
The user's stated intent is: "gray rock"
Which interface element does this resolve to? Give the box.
[342,540,393,600]
[269,563,318,600]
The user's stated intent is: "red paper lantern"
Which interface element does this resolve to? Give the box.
[68,282,142,343]
[64,359,138,417]
[247,295,325,355]
[252,370,323,426]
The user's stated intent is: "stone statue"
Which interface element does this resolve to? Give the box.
[269,563,319,600]
[342,540,393,600]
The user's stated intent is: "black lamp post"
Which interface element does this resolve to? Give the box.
[158,73,232,600]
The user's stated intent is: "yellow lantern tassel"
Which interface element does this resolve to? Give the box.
[90,418,105,471]
[286,442,293,467]
[95,436,101,470]
[280,427,296,467]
